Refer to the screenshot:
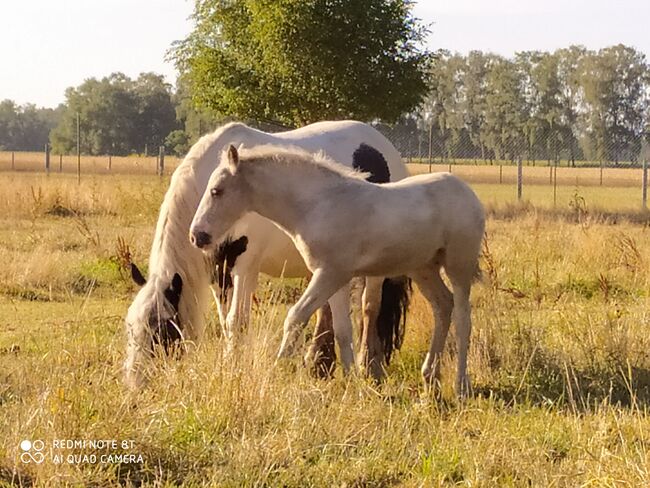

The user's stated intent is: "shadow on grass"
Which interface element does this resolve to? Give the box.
[474,358,650,410]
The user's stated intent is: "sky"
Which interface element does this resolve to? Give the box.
[1,0,649,109]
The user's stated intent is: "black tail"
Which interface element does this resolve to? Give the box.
[377,276,412,365]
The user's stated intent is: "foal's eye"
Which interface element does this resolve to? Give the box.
[211,187,223,198]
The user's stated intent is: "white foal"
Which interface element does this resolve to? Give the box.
[191,146,485,396]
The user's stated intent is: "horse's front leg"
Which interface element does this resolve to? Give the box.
[225,269,259,347]
[278,269,349,359]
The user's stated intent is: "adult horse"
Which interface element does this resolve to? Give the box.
[124,121,410,389]
[191,145,485,396]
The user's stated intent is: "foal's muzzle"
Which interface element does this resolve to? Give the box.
[190,230,212,249]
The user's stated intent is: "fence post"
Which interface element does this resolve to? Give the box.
[11,151,15,170]
[553,160,558,207]
[599,160,603,186]
[428,123,433,173]
[45,143,50,175]
[643,159,648,209]
[158,146,165,176]
[108,155,112,172]
[517,157,522,201]
[76,112,81,185]
[499,164,503,184]
[59,154,63,172]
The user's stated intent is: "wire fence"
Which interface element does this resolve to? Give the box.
[1,128,648,210]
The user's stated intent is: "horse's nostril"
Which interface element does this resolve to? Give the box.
[192,231,212,249]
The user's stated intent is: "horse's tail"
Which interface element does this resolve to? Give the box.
[377,276,412,365]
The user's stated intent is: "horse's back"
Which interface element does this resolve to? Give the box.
[272,120,407,181]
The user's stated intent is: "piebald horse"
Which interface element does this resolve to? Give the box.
[124,121,410,389]
[191,145,485,396]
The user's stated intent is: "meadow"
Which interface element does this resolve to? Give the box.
[1,166,649,486]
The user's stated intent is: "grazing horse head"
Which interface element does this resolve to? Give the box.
[124,263,184,389]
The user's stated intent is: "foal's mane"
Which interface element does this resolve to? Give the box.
[239,145,370,182]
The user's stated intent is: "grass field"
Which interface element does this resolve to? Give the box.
[1,169,650,486]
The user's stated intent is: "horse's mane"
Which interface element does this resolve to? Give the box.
[239,145,370,182]
[150,122,251,274]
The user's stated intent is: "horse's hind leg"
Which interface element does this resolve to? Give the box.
[327,284,356,374]
[412,262,453,391]
[449,278,472,398]
[358,277,385,380]
[304,304,336,378]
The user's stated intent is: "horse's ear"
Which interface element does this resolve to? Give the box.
[171,273,183,295]
[130,263,146,287]
[227,144,239,172]
[165,273,183,311]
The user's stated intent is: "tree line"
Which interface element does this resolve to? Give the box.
[1,0,648,167]
[412,45,650,165]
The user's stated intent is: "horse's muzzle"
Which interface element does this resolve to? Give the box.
[190,230,212,249]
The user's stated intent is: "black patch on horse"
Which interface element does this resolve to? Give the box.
[212,235,249,293]
[151,272,184,354]
[352,143,391,183]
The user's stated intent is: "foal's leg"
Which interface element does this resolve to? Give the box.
[304,304,336,378]
[412,264,453,391]
[358,277,385,380]
[328,284,356,374]
[278,269,349,359]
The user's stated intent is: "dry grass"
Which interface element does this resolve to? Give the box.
[1,172,650,486]
[0,152,181,176]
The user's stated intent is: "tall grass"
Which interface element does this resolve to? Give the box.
[1,173,649,485]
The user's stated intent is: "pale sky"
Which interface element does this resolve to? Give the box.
[1,0,649,108]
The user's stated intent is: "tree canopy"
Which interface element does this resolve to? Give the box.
[0,100,62,151]
[50,73,179,156]
[170,0,431,126]
[415,45,650,164]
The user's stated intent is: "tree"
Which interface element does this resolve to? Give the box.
[482,57,528,161]
[0,100,62,151]
[50,73,179,155]
[133,73,179,153]
[171,0,431,126]
[580,45,649,163]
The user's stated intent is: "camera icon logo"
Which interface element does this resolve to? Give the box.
[20,440,46,464]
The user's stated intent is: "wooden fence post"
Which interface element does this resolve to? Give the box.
[59,154,63,172]
[643,159,648,209]
[11,151,15,170]
[45,143,50,175]
[553,160,558,207]
[517,157,522,201]
[76,112,81,185]
[158,146,165,176]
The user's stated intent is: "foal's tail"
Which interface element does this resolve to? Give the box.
[377,276,412,365]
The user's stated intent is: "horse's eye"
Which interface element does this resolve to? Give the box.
[211,187,223,198]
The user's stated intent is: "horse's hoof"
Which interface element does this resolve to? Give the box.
[304,350,336,380]
[456,376,473,400]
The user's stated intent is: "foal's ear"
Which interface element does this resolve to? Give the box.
[227,144,239,172]
[130,263,147,287]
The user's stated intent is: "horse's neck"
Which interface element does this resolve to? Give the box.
[242,161,341,235]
